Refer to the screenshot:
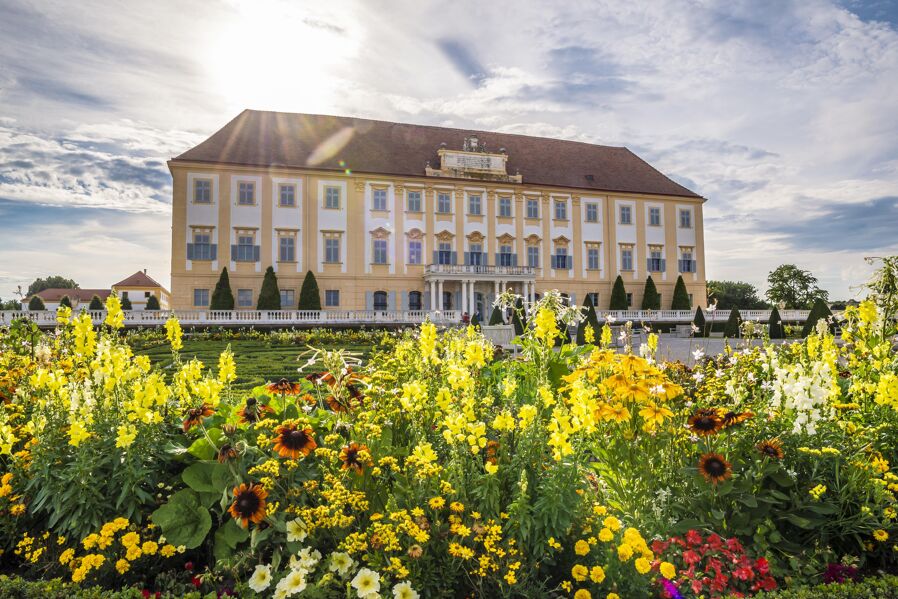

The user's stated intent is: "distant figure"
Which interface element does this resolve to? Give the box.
[461,311,470,324]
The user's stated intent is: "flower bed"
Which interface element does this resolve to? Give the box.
[0,281,896,598]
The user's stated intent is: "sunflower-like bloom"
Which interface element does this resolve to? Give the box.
[273,422,317,459]
[339,442,372,475]
[228,483,268,527]
[756,439,784,460]
[266,378,302,396]
[719,410,753,428]
[698,453,732,484]
[688,408,723,436]
[182,403,214,432]
[238,397,274,424]
[217,443,238,463]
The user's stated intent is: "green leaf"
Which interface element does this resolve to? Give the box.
[150,489,212,549]
[186,429,224,461]
[737,495,758,508]
[182,461,231,494]
[784,513,814,529]
[213,519,250,562]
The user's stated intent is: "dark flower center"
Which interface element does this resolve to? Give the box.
[282,428,310,449]
[236,492,260,516]
[704,458,727,477]
[246,397,257,406]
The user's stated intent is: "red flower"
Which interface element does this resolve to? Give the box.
[707,533,723,550]
[192,576,202,589]
[184,561,194,571]
[652,539,670,554]
[726,537,744,553]
[141,592,151,599]
[760,576,777,591]
[691,578,704,595]
[686,529,702,546]
[755,557,770,575]
[683,549,701,565]
[734,565,755,581]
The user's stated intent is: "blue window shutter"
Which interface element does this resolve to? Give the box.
[365,292,373,310]
[231,245,238,260]
[424,292,431,310]
[253,245,260,262]
[512,254,518,266]
[211,245,217,260]
[451,251,457,265]
[187,243,195,260]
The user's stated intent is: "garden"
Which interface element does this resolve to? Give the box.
[0,260,897,598]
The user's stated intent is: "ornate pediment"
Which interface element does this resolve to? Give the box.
[424,136,523,183]
[525,233,542,245]
[406,228,424,240]
[370,227,391,240]
[435,229,455,242]
[497,232,516,244]
[553,235,571,245]
[466,230,485,243]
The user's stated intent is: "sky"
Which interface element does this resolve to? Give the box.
[2,0,898,302]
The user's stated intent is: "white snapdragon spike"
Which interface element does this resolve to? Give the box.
[769,360,836,435]
[815,318,829,337]
[692,372,705,383]
[605,313,617,324]
[692,348,705,361]
[707,301,718,313]
[248,564,272,592]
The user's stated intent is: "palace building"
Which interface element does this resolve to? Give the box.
[168,110,706,316]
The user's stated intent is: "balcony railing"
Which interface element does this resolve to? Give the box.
[425,264,534,276]
[552,255,572,269]
[679,259,697,273]
[187,243,217,261]
[647,258,666,272]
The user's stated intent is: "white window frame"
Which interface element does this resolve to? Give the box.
[468,194,482,215]
[279,184,296,207]
[324,186,341,209]
[554,200,567,220]
[649,207,661,226]
[620,205,632,225]
[372,188,387,211]
[585,203,598,223]
[279,236,295,262]
[407,190,422,212]
[325,289,340,307]
[408,240,422,265]
[498,196,512,217]
[324,238,341,263]
[526,198,539,219]
[372,239,388,264]
[237,288,253,308]
[194,179,212,204]
[237,181,255,205]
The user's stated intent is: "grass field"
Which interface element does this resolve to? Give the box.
[132,339,377,392]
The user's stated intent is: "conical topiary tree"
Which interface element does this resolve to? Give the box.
[145,295,160,310]
[724,307,742,338]
[488,305,504,325]
[210,268,235,310]
[120,295,132,310]
[768,306,784,339]
[641,276,660,310]
[693,306,706,338]
[801,297,833,337]
[28,296,46,310]
[59,295,73,309]
[671,275,691,310]
[298,271,322,310]
[610,275,628,310]
[511,297,526,336]
[257,266,281,310]
[471,312,480,327]
[576,294,601,345]
[88,295,104,310]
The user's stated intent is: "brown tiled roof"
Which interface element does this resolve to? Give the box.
[113,270,166,290]
[32,289,110,302]
[173,110,702,199]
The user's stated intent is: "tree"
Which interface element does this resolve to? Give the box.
[707,280,767,310]
[26,275,78,297]
[210,268,235,310]
[511,298,526,336]
[576,294,601,345]
[801,297,833,337]
[693,306,706,338]
[28,296,46,310]
[768,306,784,339]
[257,266,281,310]
[471,312,480,327]
[59,296,73,309]
[610,275,628,310]
[488,305,504,325]
[145,295,161,310]
[298,271,322,310]
[724,308,742,338]
[671,275,691,310]
[641,276,660,310]
[88,295,104,310]
[120,295,132,310]
[765,265,829,309]
[0,298,20,310]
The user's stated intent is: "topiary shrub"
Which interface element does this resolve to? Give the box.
[724,307,742,338]
[59,295,72,309]
[210,268,235,310]
[471,312,480,327]
[801,297,833,337]
[768,306,784,339]
[511,297,526,336]
[298,270,322,310]
[28,296,46,310]
[257,266,281,310]
[145,295,160,310]
[610,275,628,310]
[693,306,706,338]
[88,295,103,310]
[488,305,504,325]
[671,275,691,310]
[120,295,132,310]
[641,276,660,310]
[576,294,601,345]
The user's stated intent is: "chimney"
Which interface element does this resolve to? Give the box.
[143,268,147,274]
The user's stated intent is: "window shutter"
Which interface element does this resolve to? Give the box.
[365,291,373,311]
[512,254,518,266]
[187,243,195,260]
[231,245,238,260]
[451,251,457,265]
[253,245,260,262]
[210,244,217,260]
[388,291,396,311]
[432,250,438,264]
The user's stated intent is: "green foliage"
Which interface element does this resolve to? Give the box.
[768,305,784,339]
[693,306,706,337]
[610,275,628,310]
[511,298,526,336]
[708,280,768,309]
[59,296,72,309]
[150,489,212,549]
[26,275,79,297]
[0,298,20,310]
[257,267,281,310]
[471,312,480,327]
[298,270,322,310]
[576,294,601,345]
[488,305,504,325]
[210,268,235,310]
[864,255,898,328]
[119,295,132,310]
[641,276,660,310]
[145,295,160,310]
[671,275,691,310]
[766,264,829,309]
[88,296,104,310]
[0,575,220,598]
[724,307,742,338]
[732,575,898,598]
[28,295,46,310]
[801,297,833,337]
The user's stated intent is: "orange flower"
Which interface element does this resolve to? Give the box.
[273,422,317,459]
[266,378,302,396]
[687,408,723,436]
[720,410,753,428]
[339,442,372,475]
[698,453,732,484]
[756,439,784,460]
[228,483,267,527]
[238,397,274,424]
[182,403,214,432]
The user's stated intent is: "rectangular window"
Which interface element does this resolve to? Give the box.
[235,234,256,262]
[193,288,209,307]
[121,291,129,300]
[437,192,452,214]
[279,236,295,262]
[587,247,600,270]
[498,196,512,217]
[621,247,633,271]
[527,246,540,268]
[238,182,255,205]
[437,241,453,265]
[191,232,214,261]
[280,289,295,308]
[526,198,539,218]
[194,179,211,204]
[626,292,633,307]
[586,203,598,222]
[468,243,483,265]
[279,184,296,207]
[649,207,661,226]
[373,239,388,264]
[325,290,340,307]
[554,199,567,220]
[372,188,387,211]
[325,186,340,209]
[587,292,600,307]
[620,205,632,225]
[679,209,692,228]
[325,238,341,263]
[553,247,569,269]
[648,248,665,272]
[679,248,695,272]
[237,289,253,308]
[407,190,422,212]
[498,244,514,266]
[408,240,422,264]
[468,194,482,215]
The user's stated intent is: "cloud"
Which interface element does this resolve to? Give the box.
[765,196,898,251]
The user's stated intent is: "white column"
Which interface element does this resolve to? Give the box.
[469,280,475,315]
[437,280,444,310]
[460,280,468,313]
[430,281,436,311]
[494,280,500,295]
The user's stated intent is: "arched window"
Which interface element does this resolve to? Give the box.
[408,291,422,311]
[373,291,388,311]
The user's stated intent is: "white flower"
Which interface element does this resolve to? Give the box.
[692,372,705,383]
[707,301,718,313]
[286,518,308,542]
[605,313,616,324]
[351,568,381,597]
[392,581,420,599]
[690,323,699,333]
[248,564,272,593]
[329,551,355,576]
[296,546,321,570]
[650,384,665,396]
[692,348,705,361]
[276,569,307,596]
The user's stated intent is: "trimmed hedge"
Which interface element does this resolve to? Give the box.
[726,574,898,599]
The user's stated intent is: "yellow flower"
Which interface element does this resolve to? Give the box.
[59,548,75,565]
[141,540,158,555]
[547,537,561,550]
[660,561,676,579]
[589,565,605,583]
[598,528,614,542]
[218,346,236,384]
[429,496,445,510]
[635,556,651,574]
[126,544,142,561]
[617,543,634,561]
[484,462,498,475]
[608,594,620,599]
[574,539,590,556]
[104,294,125,329]
[164,315,183,352]
[160,544,177,557]
[116,558,130,574]
[68,421,92,447]
[571,564,588,582]
[575,590,592,599]
[639,403,673,427]
[115,424,138,449]
[450,501,465,513]
[874,529,889,542]
[809,484,827,500]
[492,411,515,432]
[602,516,621,532]
[120,531,140,548]
[533,307,559,345]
